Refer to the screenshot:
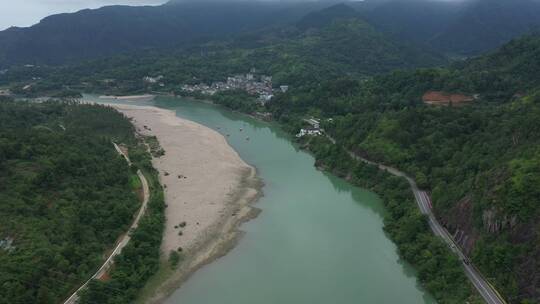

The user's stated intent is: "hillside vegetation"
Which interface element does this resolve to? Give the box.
[0,1,336,67]
[1,3,540,302]
[266,35,540,303]
[1,0,539,67]
[354,0,540,56]
[0,100,141,304]
[0,4,445,97]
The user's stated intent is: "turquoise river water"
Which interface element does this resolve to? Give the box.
[86,94,436,304]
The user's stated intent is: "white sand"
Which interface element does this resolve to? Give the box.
[100,94,155,101]
[110,104,262,303]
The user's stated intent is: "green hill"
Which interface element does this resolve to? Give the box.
[266,34,540,303]
[237,5,445,86]
[0,1,332,68]
[431,0,540,56]
[0,100,140,303]
[0,4,445,96]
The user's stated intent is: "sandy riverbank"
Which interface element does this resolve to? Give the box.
[100,94,155,101]
[110,104,262,303]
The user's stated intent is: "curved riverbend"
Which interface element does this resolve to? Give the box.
[85,94,436,304]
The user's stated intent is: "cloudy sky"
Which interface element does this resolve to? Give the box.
[0,0,167,30]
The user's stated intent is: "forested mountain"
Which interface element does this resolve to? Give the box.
[354,0,463,46]
[354,0,540,56]
[262,35,540,303]
[0,1,334,67]
[0,3,445,96]
[1,0,539,67]
[431,0,540,56]
[0,100,141,303]
[232,4,445,84]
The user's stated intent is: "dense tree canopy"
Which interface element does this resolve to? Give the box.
[265,35,540,303]
[0,100,141,304]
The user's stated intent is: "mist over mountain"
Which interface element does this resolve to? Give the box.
[354,0,464,45]
[0,1,333,67]
[354,0,540,55]
[0,0,539,67]
[431,0,540,55]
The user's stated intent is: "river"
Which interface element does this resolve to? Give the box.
[85,94,436,304]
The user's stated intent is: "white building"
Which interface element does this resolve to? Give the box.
[296,128,322,138]
[0,237,14,252]
[143,75,164,84]
[304,118,320,129]
[258,94,274,105]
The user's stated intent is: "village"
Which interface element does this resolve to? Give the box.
[180,71,289,104]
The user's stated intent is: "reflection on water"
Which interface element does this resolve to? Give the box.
[83,93,436,304]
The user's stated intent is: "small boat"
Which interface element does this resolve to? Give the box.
[246,137,250,141]
[226,134,230,137]
[239,128,243,132]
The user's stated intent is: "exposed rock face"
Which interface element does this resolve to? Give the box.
[422,91,475,106]
[482,208,517,234]
[438,196,479,255]
[440,198,518,252]
[439,194,540,302]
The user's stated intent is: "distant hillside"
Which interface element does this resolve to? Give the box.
[296,3,359,30]
[1,0,539,67]
[352,0,540,56]
[233,3,445,85]
[0,1,330,68]
[458,35,540,90]
[354,0,463,46]
[431,0,540,56]
[0,4,446,95]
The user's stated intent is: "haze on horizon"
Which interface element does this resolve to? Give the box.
[0,0,167,30]
[0,0,468,31]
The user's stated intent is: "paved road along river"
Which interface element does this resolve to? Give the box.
[333,136,506,304]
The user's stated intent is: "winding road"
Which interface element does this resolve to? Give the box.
[63,143,150,304]
[327,135,506,304]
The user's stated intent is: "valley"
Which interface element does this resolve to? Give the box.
[1,1,540,303]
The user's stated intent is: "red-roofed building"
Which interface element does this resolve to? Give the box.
[422,91,475,106]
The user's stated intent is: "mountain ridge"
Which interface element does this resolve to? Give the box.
[0,1,334,67]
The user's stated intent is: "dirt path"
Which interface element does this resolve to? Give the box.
[63,143,150,304]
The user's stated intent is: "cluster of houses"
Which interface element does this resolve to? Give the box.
[181,71,290,105]
[296,118,323,138]
[143,75,165,86]
[0,237,14,252]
